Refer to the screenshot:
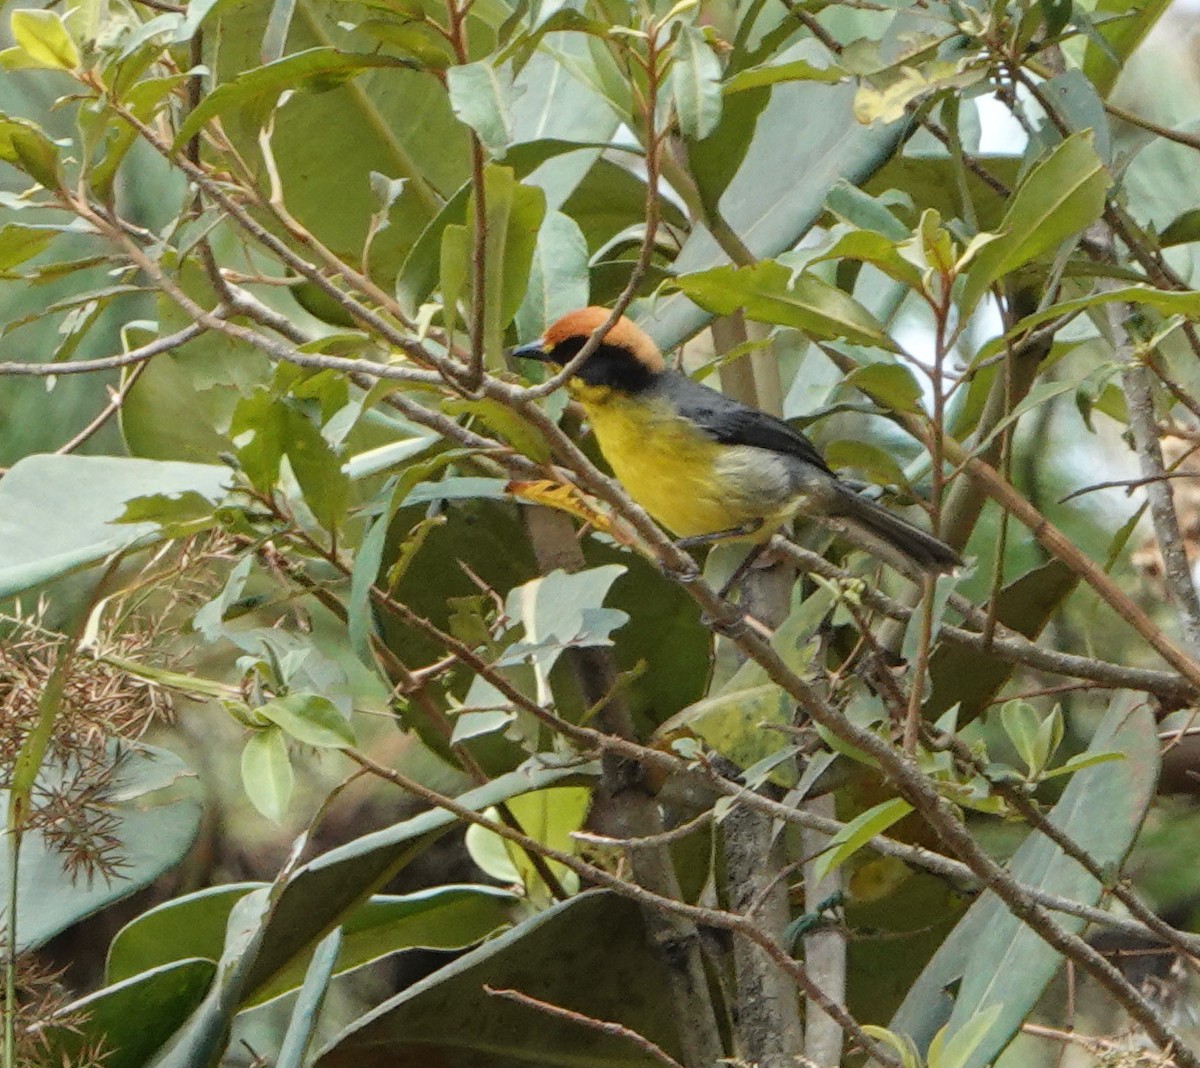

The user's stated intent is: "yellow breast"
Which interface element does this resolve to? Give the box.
[569,381,788,540]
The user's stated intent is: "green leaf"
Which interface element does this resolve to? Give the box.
[659,583,837,781]
[1083,0,1171,97]
[860,1025,922,1068]
[285,405,350,532]
[671,24,722,140]
[1000,699,1043,773]
[258,693,357,749]
[440,220,470,338]
[843,361,924,413]
[892,701,1159,1067]
[815,229,924,290]
[1159,208,1200,248]
[241,728,294,822]
[514,210,589,342]
[230,386,286,492]
[0,113,61,188]
[1036,706,1065,772]
[267,884,519,1004]
[645,48,906,350]
[0,223,55,272]
[0,455,228,599]
[929,1005,1003,1068]
[447,59,516,156]
[1042,70,1110,161]
[173,48,415,149]
[469,165,546,367]
[193,556,253,644]
[238,765,594,1002]
[114,490,221,539]
[277,928,341,1068]
[9,9,79,70]
[347,486,400,662]
[815,798,913,882]
[496,8,612,72]
[90,73,189,197]
[1042,749,1125,779]
[823,439,910,489]
[505,565,628,646]
[825,183,909,241]
[976,285,1200,363]
[961,132,1110,313]
[466,787,590,900]
[106,882,517,1006]
[396,139,629,316]
[42,960,216,1068]
[687,80,768,217]
[353,18,454,68]
[660,683,795,782]
[1,745,200,951]
[723,57,845,93]
[141,887,275,1068]
[444,396,551,463]
[672,261,897,350]
[107,884,256,982]
[314,893,685,1066]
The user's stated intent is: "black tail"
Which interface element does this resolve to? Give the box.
[823,487,962,578]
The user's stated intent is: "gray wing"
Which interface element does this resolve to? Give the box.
[658,370,835,476]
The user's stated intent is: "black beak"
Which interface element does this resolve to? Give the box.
[509,339,550,362]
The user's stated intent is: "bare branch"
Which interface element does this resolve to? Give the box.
[483,987,687,1068]
[0,324,204,377]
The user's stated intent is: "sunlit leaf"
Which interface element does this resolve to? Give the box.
[815,798,913,882]
[960,132,1109,313]
[723,57,845,93]
[672,261,897,350]
[9,9,79,70]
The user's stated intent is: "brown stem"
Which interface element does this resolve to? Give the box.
[483,987,686,1068]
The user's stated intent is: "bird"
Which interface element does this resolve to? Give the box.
[511,307,962,581]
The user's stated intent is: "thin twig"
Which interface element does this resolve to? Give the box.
[1023,1022,1181,1066]
[1114,307,1200,647]
[108,105,442,372]
[55,360,150,454]
[1060,470,1200,504]
[0,324,204,376]
[772,541,1192,702]
[483,987,686,1068]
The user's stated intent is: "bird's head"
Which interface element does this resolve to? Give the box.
[511,307,665,394]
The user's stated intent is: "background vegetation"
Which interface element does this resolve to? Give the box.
[3,0,1200,1065]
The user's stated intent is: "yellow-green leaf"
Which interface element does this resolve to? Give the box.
[673,261,897,350]
[960,132,1109,313]
[815,797,912,881]
[10,9,79,70]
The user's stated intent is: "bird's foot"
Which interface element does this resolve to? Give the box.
[701,610,751,639]
[659,553,701,583]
